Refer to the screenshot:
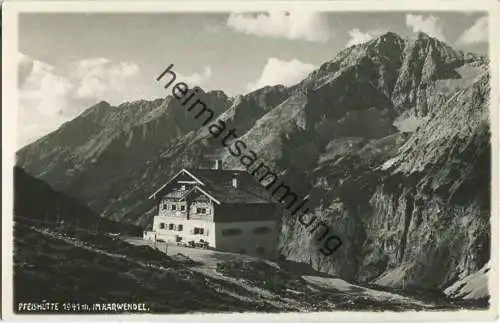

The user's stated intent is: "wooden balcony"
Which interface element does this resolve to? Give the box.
[160,210,213,221]
[189,214,214,221]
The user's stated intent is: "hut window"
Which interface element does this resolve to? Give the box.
[253,226,271,235]
[222,228,243,236]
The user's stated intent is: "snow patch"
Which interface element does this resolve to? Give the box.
[444,263,489,300]
[393,113,427,133]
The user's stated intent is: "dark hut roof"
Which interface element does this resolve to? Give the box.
[183,168,274,204]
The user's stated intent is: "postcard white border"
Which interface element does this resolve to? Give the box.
[2,0,499,322]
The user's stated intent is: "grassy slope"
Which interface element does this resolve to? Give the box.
[13,222,487,314]
[13,223,276,313]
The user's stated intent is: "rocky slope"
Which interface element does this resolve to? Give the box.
[16,32,490,299]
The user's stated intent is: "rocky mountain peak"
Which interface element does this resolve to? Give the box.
[15,30,490,298]
[391,31,467,112]
[366,31,405,52]
[79,100,112,119]
[415,31,431,40]
[379,31,402,41]
[207,89,230,101]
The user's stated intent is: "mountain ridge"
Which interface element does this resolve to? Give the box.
[15,31,490,298]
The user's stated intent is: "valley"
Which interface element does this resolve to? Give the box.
[15,31,491,306]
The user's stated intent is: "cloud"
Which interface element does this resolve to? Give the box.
[18,54,75,146]
[405,14,446,41]
[17,54,216,147]
[247,58,316,92]
[227,11,332,42]
[73,57,141,102]
[17,54,145,147]
[456,16,488,45]
[179,66,212,88]
[345,28,387,47]
[18,53,35,86]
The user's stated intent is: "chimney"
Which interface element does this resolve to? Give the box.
[214,159,223,170]
[232,173,238,188]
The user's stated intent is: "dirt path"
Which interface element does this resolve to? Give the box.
[29,229,308,311]
[126,237,313,311]
[125,237,434,310]
[302,275,432,308]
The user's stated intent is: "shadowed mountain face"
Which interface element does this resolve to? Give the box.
[16,32,490,295]
[13,166,142,235]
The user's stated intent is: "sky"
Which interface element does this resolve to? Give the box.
[18,11,489,147]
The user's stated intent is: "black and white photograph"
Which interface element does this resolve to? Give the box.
[2,0,499,320]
